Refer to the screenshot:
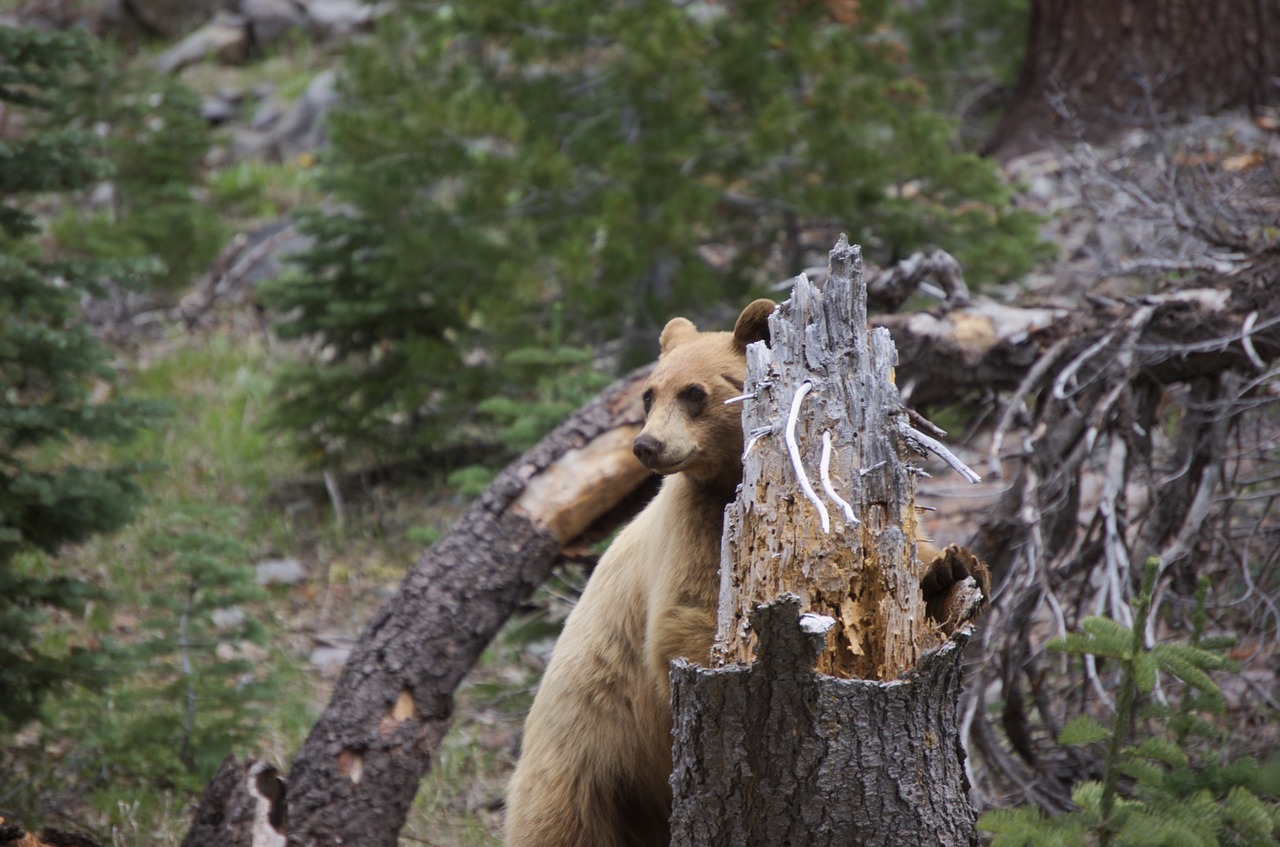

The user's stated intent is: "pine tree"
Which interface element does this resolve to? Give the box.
[979,562,1280,847]
[50,65,226,291]
[0,26,155,730]
[66,507,275,791]
[262,0,1044,468]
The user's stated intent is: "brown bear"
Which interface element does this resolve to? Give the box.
[504,299,776,847]
[504,299,976,847]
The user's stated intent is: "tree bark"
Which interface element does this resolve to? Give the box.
[986,0,1280,159]
[671,597,977,847]
[677,237,981,846]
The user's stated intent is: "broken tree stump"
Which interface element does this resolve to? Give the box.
[673,236,981,847]
[714,235,975,679]
[671,597,977,847]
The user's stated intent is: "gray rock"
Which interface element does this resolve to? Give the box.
[308,635,357,677]
[99,0,221,40]
[276,69,338,157]
[243,220,313,288]
[201,94,239,124]
[212,606,247,629]
[244,0,306,48]
[255,557,308,585]
[152,12,249,74]
[223,217,315,290]
[232,69,338,161]
[248,95,284,132]
[301,0,376,39]
[8,2,99,31]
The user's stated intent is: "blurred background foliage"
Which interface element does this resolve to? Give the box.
[0,26,160,733]
[50,67,229,291]
[262,0,1043,469]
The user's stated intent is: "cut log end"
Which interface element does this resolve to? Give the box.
[180,755,289,847]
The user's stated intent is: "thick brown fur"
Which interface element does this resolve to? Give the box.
[504,298,979,847]
[504,300,776,847]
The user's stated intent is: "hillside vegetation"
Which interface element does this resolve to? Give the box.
[2,1,1277,845]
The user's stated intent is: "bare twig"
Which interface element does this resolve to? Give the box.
[819,431,858,526]
[901,424,982,484]
[785,381,830,533]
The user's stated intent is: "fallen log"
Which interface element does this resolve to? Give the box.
[183,368,653,847]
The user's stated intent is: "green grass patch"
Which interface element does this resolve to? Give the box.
[208,158,323,223]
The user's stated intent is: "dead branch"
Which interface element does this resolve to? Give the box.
[785,249,973,313]
[959,281,1280,808]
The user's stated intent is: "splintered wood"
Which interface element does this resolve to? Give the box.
[714,236,947,680]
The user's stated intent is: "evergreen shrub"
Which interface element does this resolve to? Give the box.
[980,562,1280,847]
[49,55,225,290]
[0,26,157,730]
[63,507,275,793]
[262,0,1044,468]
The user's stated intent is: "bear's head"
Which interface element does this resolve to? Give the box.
[632,298,776,493]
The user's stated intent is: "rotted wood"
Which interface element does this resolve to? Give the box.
[677,236,983,846]
[0,820,105,847]
[181,756,286,847]
[714,235,957,680]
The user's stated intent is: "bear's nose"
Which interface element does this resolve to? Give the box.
[633,434,663,466]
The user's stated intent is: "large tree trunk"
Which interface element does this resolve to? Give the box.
[673,238,982,846]
[986,0,1280,159]
[671,598,976,847]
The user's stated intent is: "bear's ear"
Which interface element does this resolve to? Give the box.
[659,317,699,354]
[732,299,776,353]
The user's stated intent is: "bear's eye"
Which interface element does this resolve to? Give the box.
[642,389,654,414]
[679,385,708,415]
